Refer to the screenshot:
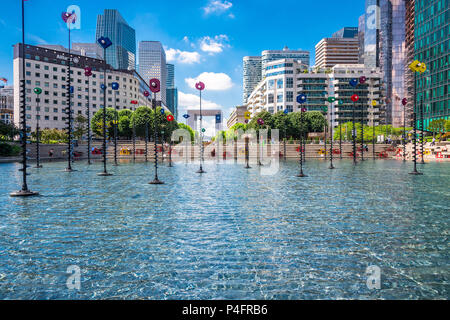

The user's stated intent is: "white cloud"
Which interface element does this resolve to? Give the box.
[185,72,233,91]
[166,48,201,64]
[200,35,229,54]
[203,0,233,15]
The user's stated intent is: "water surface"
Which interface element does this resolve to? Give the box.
[0,159,448,299]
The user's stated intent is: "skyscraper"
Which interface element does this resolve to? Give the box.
[242,56,262,103]
[139,41,167,105]
[361,0,407,127]
[165,63,178,119]
[166,63,175,89]
[95,9,136,70]
[262,47,310,77]
[315,27,359,69]
[413,0,449,127]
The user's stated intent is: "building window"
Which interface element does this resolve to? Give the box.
[277,79,283,89]
[286,78,294,88]
[268,80,275,90]
[286,91,293,102]
[268,94,274,104]
[277,94,283,103]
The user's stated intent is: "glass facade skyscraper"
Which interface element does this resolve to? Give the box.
[243,56,262,103]
[413,0,449,127]
[165,63,178,119]
[139,41,167,105]
[95,9,136,70]
[361,0,407,127]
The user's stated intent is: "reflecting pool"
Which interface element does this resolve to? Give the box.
[0,160,449,299]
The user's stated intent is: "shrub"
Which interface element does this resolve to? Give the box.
[0,143,21,156]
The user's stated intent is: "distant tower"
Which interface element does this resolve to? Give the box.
[95,9,136,70]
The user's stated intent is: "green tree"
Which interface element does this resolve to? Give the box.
[131,106,152,138]
[73,114,88,141]
[248,110,273,132]
[428,119,446,140]
[0,122,19,141]
[178,123,195,142]
[118,109,133,139]
[288,112,309,139]
[272,111,292,139]
[91,108,117,138]
[304,111,326,133]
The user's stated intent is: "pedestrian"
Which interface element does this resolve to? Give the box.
[48,148,54,162]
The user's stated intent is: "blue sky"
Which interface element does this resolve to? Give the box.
[0,0,365,130]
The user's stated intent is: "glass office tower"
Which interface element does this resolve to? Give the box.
[414,0,449,127]
[95,9,136,70]
[139,41,167,105]
[243,56,262,104]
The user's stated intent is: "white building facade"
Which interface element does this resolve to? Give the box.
[13,44,165,131]
[245,60,384,127]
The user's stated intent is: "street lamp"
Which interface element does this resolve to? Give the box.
[166,113,175,168]
[84,67,93,165]
[196,81,206,174]
[97,36,113,177]
[111,82,119,166]
[62,11,77,173]
[10,0,38,196]
[296,94,307,177]
[408,60,426,175]
[33,87,42,168]
[149,79,164,185]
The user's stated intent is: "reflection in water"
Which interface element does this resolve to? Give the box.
[0,160,448,299]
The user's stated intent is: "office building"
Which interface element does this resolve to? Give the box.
[165,64,178,119]
[13,44,165,131]
[0,86,14,124]
[138,41,167,105]
[227,106,248,128]
[96,9,136,70]
[360,0,407,127]
[262,47,310,77]
[413,0,450,127]
[243,56,262,104]
[315,27,360,69]
[245,59,383,127]
[404,0,415,121]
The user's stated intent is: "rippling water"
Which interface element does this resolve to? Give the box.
[0,159,449,300]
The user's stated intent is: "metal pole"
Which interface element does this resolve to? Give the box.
[87,76,91,165]
[10,0,38,197]
[297,111,307,177]
[98,47,112,176]
[324,121,327,162]
[35,97,42,168]
[352,101,357,165]
[329,105,334,169]
[373,110,376,159]
[403,103,406,162]
[360,102,365,161]
[65,27,74,172]
[113,91,118,166]
[410,72,422,175]
[132,114,136,162]
[150,93,163,184]
[245,136,251,169]
[197,90,205,174]
[339,121,342,159]
[420,97,425,164]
